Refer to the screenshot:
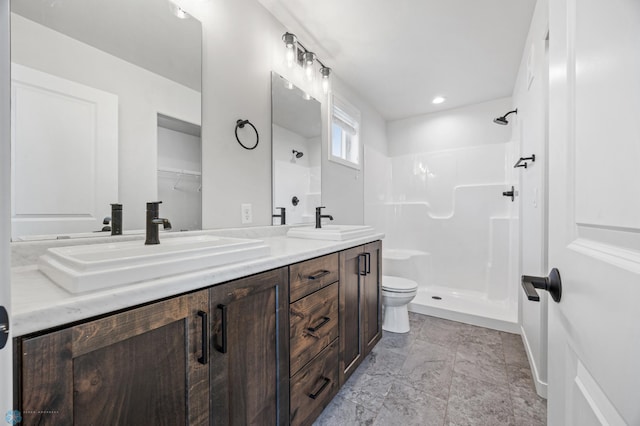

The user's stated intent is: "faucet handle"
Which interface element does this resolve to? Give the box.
[316,206,326,212]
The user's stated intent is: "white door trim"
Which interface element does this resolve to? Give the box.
[0,0,14,416]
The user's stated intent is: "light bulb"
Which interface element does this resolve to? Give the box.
[320,67,331,94]
[285,45,295,68]
[432,96,446,104]
[303,51,316,82]
[282,33,297,69]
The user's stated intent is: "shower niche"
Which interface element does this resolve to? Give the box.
[157,114,202,231]
[271,72,322,225]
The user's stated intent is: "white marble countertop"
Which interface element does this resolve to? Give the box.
[11,227,384,337]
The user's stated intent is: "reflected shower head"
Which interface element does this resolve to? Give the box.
[493,109,518,125]
[292,150,304,158]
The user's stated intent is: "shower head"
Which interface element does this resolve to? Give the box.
[292,150,304,159]
[493,109,518,125]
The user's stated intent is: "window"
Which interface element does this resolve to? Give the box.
[329,93,361,169]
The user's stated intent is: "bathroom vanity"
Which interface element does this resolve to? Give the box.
[11,231,382,425]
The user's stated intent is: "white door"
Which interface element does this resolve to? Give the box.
[0,0,13,417]
[11,64,118,238]
[547,0,640,424]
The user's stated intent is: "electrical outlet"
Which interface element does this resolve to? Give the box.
[241,203,252,224]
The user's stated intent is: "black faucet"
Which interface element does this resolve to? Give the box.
[315,206,334,229]
[145,201,172,245]
[110,203,123,236]
[273,207,286,225]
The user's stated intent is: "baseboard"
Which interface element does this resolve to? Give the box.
[520,325,548,399]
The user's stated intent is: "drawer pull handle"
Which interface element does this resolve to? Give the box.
[358,254,367,276]
[307,316,331,333]
[197,310,208,365]
[365,252,371,274]
[215,304,228,354]
[308,377,331,400]
[308,270,330,280]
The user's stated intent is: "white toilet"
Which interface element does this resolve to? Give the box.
[382,275,418,333]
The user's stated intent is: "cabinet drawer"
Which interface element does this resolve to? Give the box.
[290,253,339,302]
[290,340,339,426]
[290,283,339,376]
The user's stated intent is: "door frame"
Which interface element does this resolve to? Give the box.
[1,0,14,416]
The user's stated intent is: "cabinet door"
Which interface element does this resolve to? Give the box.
[209,268,289,426]
[363,240,382,355]
[17,290,209,425]
[338,245,364,385]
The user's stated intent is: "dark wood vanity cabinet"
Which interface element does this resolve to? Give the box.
[209,267,290,426]
[15,290,210,425]
[15,242,381,426]
[338,240,382,385]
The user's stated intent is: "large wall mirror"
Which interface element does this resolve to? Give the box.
[10,0,202,240]
[271,72,322,226]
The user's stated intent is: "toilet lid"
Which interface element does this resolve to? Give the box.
[382,276,418,292]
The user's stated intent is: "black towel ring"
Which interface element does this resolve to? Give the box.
[235,119,259,150]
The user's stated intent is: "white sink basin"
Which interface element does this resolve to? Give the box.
[39,235,270,293]
[286,225,376,241]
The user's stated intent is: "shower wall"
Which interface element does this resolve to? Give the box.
[385,145,511,297]
[272,124,321,224]
[366,97,519,327]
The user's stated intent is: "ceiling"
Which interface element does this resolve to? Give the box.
[11,0,202,91]
[258,0,537,121]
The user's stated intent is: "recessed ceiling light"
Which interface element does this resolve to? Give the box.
[432,96,446,104]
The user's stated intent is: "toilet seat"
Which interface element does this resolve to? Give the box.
[382,276,418,293]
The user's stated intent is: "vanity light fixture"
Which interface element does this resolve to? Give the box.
[432,96,446,104]
[281,32,332,94]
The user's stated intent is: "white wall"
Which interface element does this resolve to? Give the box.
[511,0,549,398]
[387,97,513,156]
[11,14,201,230]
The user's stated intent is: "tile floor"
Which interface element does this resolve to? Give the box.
[313,313,547,426]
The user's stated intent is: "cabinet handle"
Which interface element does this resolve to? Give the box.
[307,316,330,333]
[215,304,228,354]
[308,270,330,280]
[358,254,367,276]
[365,252,371,274]
[308,377,331,400]
[197,310,208,365]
